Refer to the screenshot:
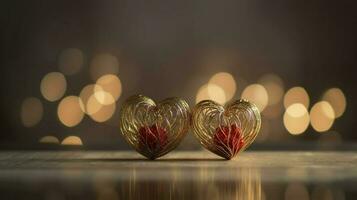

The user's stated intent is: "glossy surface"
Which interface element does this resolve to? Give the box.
[0,151,356,199]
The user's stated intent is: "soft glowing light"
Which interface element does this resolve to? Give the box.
[79,84,104,114]
[310,101,335,132]
[259,74,284,105]
[58,48,84,75]
[94,74,122,105]
[57,96,84,127]
[284,87,310,109]
[40,72,67,102]
[61,136,83,145]
[207,83,226,104]
[21,97,43,127]
[79,84,95,113]
[322,88,346,118]
[89,97,116,122]
[284,183,309,200]
[195,83,226,104]
[39,136,60,144]
[90,53,119,81]
[94,90,116,106]
[241,84,268,112]
[286,103,307,117]
[86,94,104,115]
[196,84,209,103]
[283,103,310,135]
[209,72,236,101]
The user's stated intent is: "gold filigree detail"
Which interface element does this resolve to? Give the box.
[119,95,191,159]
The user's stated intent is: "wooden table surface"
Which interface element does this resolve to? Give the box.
[0,151,356,199]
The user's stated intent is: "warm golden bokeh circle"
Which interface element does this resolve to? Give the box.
[196,84,209,103]
[86,94,104,115]
[284,87,310,109]
[322,88,346,118]
[259,74,284,105]
[57,96,84,127]
[61,136,83,145]
[95,74,122,105]
[89,98,116,123]
[90,53,119,81]
[58,48,84,75]
[310,101,335,132]
[21,97,43,127]
[39,136,60,144]
[241,84,268,112]
[196,83,226,104]
[207,83,226,104]
[283,103,310,135]
[79,84,104,114]
[40,72,67,102]
[209,72,236,101]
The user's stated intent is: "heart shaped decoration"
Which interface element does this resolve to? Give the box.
[192,99,261,160]
[119,95,191,159]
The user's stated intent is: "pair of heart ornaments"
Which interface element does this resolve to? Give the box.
[119,95,261,160]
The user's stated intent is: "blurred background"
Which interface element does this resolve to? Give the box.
[0,0,356,150]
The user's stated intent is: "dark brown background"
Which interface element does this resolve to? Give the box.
[0,0,356,149]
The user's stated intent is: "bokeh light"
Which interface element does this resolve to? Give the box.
[196,84,209,103]
[94,74,122,105]
[284,87,310,109]
[241,84,268,112]
[196,83,226,104]
[209,72,236,102]
[61,136,83,145]
[86,94,104,115]
[40,72,67,102]
[283,103,310,135]
[284,183,309,200]
[94,90,115,106]
[57,96,84,127]
[21,97,43,127]
[207,83,226,104]
[58,48,84,75]
[79,84,104,114]
[90,53,119,81]
[259,74,284,105]
[322,88,346,118]
[39,136,60,144]
[310,101,335,132]
[89,96,116,122]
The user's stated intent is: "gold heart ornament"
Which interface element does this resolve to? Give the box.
[119,95,191,159]
[192,99,261,160]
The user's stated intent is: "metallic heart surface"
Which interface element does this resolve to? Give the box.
[119,95,191,159]
[192,99,261,160]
